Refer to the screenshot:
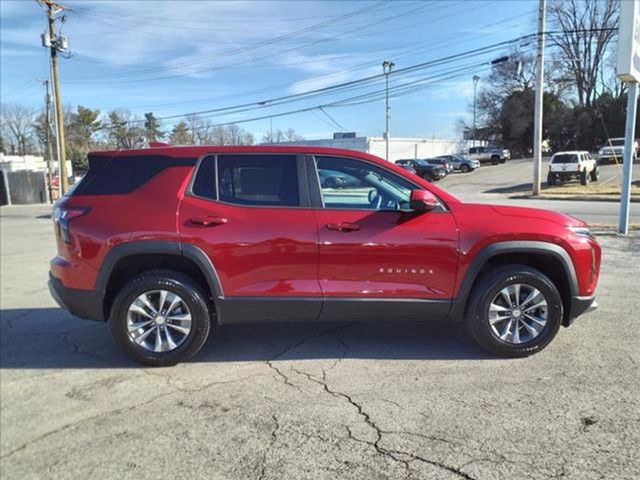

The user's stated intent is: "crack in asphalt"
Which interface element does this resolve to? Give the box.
[264,322,354,391]
[257,414,280,480]
[291,367,477,480]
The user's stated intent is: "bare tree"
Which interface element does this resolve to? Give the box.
[107,109,145,149]
[0,103,39,155]
[262,127,304,143]
[548,0,619,106]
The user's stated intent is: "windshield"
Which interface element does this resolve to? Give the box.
[608,139,625,146]
[552,154,578,163]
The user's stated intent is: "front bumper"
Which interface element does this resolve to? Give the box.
[563,295,598,327]
[49,273,105,321]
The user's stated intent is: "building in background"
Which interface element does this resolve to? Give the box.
[273,133,482,161]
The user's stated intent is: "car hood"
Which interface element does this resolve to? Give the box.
[488,204,586,227]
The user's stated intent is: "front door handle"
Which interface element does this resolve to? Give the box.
[190,216,228,227]
[326,222,360,232]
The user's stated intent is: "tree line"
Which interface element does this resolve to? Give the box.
[0,104,304,173]
[460,0,639,156]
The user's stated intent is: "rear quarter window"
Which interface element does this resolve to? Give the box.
[74,154,196,195]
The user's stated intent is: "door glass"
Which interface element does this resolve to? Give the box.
[316,156,413,210]
[217,154,299,207]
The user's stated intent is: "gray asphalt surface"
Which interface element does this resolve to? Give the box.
[438,158,640,226]
[1,203,639,480]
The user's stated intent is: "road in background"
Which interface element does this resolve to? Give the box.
[438,158,640,225]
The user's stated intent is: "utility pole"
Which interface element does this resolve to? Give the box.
[382,60,395,161]
[41,79,55,203]
[39,0,69,194]
[472,75,480,148]
[532,0,546,196]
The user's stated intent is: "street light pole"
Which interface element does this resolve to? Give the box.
[472,75,480,148]
[382,60,395,161]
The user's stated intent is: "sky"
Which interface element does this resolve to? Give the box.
[1,0,537,141]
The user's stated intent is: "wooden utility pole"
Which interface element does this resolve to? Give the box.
[532,0,546,196]
[40,0,69,194]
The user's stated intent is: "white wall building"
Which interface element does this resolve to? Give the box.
[273,135,480,162]
[0,154,72,176]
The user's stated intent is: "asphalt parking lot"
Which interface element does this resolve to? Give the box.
[1,200,639,479]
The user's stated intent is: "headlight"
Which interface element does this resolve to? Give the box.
[598,148,604,154]
[568,226,592,237]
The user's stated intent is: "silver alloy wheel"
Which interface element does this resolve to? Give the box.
[488,283,548,344]
[126,290,192,353]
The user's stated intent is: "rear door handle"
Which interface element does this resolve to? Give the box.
[326,222,360,232]
[190,216,228,227]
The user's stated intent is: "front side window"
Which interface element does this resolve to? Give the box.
[316,156,413,210]
[217,154,299,207]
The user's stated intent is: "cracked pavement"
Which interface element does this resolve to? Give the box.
[1,204,639,480]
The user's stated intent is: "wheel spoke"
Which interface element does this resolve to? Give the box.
[132,325,157,345]
[129,303,154,319]
[523,313,546,327]
[499,319,514,340]
[154,326,164,352]
[514,284,521,307]
[164,326,177,350]
[520,318,542,337]
[166,294,182,315]
[158,290,169,314]
[523,300,547,313]
[512,321,521,343]
[499,288,512,307]
[128,319,154,331]
[137,294,158,315]
[168,313,192,323]
[166,322,190,335]
[519,289,541,308]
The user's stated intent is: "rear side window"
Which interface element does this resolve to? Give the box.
[217,155,299,207]
[74,154,196,195]
[191,155,216,200]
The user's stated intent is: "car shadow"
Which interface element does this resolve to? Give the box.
[0,308,495,369]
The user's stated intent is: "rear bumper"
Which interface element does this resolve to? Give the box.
[563,295,598,327]
[48,273,105,321]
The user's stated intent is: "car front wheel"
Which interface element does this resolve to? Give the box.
[110,270,212,366]
[460,164,471,173]
[465,265,563,357]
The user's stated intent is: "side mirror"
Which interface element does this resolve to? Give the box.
[410,189,439,212]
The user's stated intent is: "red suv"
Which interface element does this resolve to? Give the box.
[49,146,601,366]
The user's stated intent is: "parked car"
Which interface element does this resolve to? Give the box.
[50,145,601,365]
[547,151,599,186]
[436,154,480,173]
[598,137,638,163]
[395,161,417,175]
[422,158,454,174]
[468,146,510,165]
[318,169,359,189]
[395,159,447,181]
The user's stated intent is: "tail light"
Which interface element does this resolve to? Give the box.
[53,205,90,244]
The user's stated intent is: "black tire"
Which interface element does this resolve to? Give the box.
[491,156,500,165]
[109,270,212,366]
[460,164,471,173]
[580,169,589,185]
[464,264,563,357]
[547,172,556,186]
[590,167,599,182]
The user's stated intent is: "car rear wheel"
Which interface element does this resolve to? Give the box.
[547,172,556,186]
[465,265,563,357]
[110,270,212,366]
[580,169,589,185]
[491,155,500,165]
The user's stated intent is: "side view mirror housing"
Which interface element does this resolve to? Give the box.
[409,189,439,212]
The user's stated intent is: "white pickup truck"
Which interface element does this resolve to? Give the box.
[547,151,599,186]
[598,137,638,163]
[467,146,511,165]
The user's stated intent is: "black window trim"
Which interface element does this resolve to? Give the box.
[307,154,448,213]
[186,152,311,209]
